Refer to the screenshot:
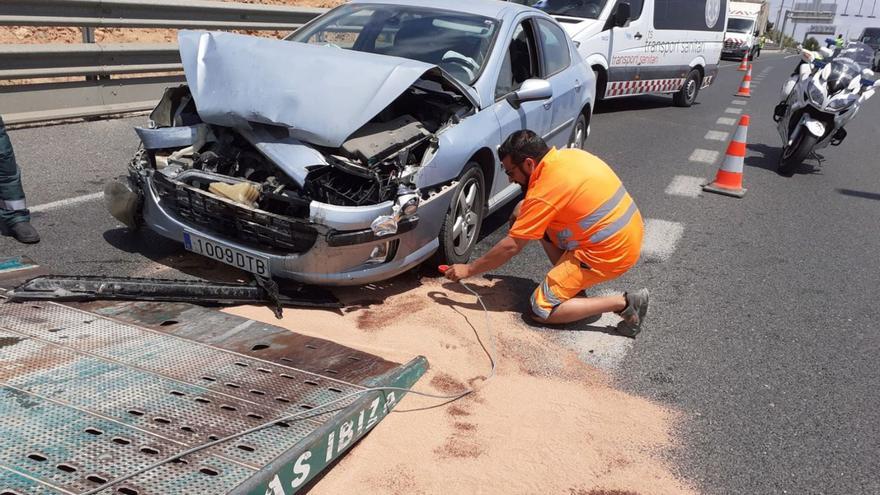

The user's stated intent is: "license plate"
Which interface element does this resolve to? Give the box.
[183,232,270,277]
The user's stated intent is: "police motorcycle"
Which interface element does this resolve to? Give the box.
[773,40,880,175]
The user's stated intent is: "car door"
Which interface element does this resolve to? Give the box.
[491,17,552,198]
[535,17,583,148]
[606,0,650,97]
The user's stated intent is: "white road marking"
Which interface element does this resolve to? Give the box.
[29,192,103,213]
[725,107,744,114]
[731,100,748,105]
[641,219,685,263]
[665,175,704,198]
[716,117,738,126]
[705,130,730,141]
[551,288,632,371]
[690,148,720,164]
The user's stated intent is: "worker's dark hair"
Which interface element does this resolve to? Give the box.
[498,130,550,166]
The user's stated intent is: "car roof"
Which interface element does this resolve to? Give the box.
[348,0,536,20]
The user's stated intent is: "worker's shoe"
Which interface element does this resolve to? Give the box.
[616,288,649,338]
[9,221,40,244]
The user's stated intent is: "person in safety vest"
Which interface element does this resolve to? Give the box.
[444,130,649,337]
[835,34,845,48]
[0,116,39,244]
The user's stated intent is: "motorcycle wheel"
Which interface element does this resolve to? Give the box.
[778,131,819,175]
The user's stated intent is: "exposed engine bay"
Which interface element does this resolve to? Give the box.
[134,73,473,217]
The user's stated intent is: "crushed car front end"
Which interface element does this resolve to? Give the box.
[106,31,479,285]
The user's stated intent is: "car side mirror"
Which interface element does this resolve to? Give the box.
[506,79,553,109]
[874,80,880,89]
[614,2,632,27]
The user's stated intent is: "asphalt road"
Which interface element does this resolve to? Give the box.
[3,51,880,494]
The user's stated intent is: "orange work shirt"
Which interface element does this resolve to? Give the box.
[508,147,643,269]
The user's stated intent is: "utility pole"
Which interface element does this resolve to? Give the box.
[775,0,788,42]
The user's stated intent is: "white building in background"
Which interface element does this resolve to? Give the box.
[777,0,880,42]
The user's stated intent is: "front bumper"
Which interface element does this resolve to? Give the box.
[124,175,453,286]
[722,47,750,59]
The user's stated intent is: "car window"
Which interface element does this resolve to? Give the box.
[536,19,571,77]
[288,5,499,85]
[495,21,541,99]
[296,7,373,49]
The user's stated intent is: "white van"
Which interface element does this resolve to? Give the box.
[509,0,728,107]
[722,1,768,61]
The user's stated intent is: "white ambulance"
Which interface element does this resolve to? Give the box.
[510,0,728,107]
[722,1,767,61]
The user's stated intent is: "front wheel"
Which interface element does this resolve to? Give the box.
[673,69,702,107]
[568,112,589,149]
[778,130,818,175]
[432,163,485,265]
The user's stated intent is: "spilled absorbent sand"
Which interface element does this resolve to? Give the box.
[226,273,694,495]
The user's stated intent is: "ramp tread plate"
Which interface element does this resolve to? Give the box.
[1,467,61,495]
[0,332,320,468]
[0,386,253,494]
[0,301,380,494]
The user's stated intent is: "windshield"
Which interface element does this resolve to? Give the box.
[287,4,499,85]
[825,60,860,94]
[727,18,755,34]
[509,0,609,20]
[861,30,880,46]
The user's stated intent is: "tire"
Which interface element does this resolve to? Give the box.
[568,112,589,149]
[673,69,701,107]
[778,130,818,175]
[432,162,486,265]
[593,68,607,102]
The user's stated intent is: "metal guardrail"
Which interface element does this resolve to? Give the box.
[0,0,325,30]
[0,0,327,125]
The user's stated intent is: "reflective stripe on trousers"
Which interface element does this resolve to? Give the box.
[0,199,26,211]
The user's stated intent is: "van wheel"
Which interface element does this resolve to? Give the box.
[432,163,485,266]
[674,70,701,107]
[593,68,607,102]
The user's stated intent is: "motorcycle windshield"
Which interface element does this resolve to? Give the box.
[825,60,860,94]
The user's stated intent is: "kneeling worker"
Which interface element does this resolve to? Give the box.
[444,130,648,336]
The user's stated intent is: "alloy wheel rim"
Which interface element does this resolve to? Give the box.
[451,179,480,256]
[571,118,586,149]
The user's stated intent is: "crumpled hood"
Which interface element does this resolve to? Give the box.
[178,30,465,148]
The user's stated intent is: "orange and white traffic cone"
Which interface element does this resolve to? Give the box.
[735,66,752,97]
[703,115,749,198]
[738,52,750,71]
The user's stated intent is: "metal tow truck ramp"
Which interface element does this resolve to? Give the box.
[0,263,426,495]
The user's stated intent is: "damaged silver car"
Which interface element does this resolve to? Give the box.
[105,0,595,285]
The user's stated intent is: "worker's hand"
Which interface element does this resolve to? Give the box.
[444,263,472,282]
